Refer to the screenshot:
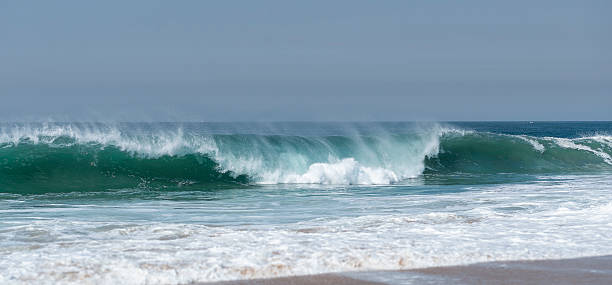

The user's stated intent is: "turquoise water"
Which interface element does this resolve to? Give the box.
[1,122,611,284]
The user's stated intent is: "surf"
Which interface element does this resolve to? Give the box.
[0,123,610,193]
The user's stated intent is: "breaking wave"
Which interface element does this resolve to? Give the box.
[0,123,610,193]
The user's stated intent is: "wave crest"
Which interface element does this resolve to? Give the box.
[0,123,610,193]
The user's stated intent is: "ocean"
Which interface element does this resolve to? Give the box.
[0,121,611,284]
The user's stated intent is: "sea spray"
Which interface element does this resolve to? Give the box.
[0,123,611,193]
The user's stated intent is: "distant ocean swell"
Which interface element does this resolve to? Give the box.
[0,124,610,193]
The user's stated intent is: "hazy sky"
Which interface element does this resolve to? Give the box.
[1,0,610,121]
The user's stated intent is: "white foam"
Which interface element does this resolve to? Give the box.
[275,158,400,185]
[513,135,545,152]
[581,135,612,148]
[211,124,452,185]
[549,137,612,164]
[2,175,612,284]
[0,123,219,158]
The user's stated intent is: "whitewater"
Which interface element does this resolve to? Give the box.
[0,122,611,284]
[0,122,610,191]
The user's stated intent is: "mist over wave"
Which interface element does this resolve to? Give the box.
[0,122,610,193]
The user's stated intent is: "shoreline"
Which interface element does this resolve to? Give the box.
[198,255,612,285]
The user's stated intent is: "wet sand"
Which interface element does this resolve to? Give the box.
[198,273,383,285]
[200,255,612,285]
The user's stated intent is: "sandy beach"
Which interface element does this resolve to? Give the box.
[201,255,612,285]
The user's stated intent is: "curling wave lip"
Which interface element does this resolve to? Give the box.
[0,123,611,193]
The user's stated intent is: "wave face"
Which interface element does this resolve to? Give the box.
[425,133,612,174]
[0,123,611,193]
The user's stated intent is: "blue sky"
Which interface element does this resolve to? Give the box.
[1,0,610,121]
